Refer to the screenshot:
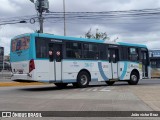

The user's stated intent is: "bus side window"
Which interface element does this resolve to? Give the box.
[129,47,138,61]
[99,45,107,60]
[75,51,80,58]
[66,42,82,59]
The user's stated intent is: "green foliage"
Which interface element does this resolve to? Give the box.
[85,28,109,40]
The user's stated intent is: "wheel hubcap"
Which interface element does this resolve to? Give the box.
[80,75,88,85]
[131,75,137,82]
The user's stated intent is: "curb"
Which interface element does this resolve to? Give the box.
[0,82,47,87]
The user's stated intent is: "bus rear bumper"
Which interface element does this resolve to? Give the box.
[11,74,36,82]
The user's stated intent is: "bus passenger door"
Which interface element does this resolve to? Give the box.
[49,44,62,82]
[141,50,148,78]
[108,49,119,79]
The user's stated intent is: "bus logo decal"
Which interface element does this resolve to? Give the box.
[16,51,22,56]
[85,63,94,68]
[98,62,108,80]
[120,62,128,80]
[51,39,62,43]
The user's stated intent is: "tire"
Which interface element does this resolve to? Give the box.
[128,72,139,85]
[54,83,68,88]
[106,81,115,86]
[76,71,90,88]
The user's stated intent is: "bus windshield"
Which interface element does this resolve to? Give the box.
[11,37,30,52]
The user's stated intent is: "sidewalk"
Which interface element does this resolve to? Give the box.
[0,82,46,87]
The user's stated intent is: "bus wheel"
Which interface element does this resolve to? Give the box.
[77,71,90,88]
[106,81,115,86]
[128,72,139,85]
[54,83,68,88]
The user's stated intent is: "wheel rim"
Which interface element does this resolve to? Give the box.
[131,75,137,82]
[80,75,88,85]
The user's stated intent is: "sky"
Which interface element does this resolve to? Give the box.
[0,0,160,55]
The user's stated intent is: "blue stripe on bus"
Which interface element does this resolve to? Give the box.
[63,59,109,62]
[92,78,98,82]
[39,79,99,83]
[120,62,128,80]
[98,62,109,81]
[61,79,76,83]
[118,42,147,48]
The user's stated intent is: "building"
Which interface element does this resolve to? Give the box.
[0,47,4,71]
[149,50,160,78]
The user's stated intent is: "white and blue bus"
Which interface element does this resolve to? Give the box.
[10,33,150,88]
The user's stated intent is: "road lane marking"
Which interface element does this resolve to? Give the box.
[92,88,98,91]
[99,88,111,92]
[86,89,92,91]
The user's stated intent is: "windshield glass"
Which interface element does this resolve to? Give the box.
[11,37,30,52]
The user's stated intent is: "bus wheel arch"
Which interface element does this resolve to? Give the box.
[128,69,140,85]
[73,69,91,88]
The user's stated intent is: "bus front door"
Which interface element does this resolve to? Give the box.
[49,44,62,82]
[109,49,119,79]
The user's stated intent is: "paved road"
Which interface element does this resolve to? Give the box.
[0,79,160,120]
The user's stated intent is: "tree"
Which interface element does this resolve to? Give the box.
[85,28,110,40]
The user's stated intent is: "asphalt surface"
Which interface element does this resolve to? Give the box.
[0,79,160,120]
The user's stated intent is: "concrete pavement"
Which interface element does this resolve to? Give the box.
[0,79,160,120]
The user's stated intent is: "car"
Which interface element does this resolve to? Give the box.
[0,62,11,72]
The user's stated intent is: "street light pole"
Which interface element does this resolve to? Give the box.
[63,0,66,36]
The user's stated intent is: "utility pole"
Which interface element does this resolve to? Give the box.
[63,0,66,36]
[31,0,49,33]
[39,0,44,33]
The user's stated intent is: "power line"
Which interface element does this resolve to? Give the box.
[1,8,160,25]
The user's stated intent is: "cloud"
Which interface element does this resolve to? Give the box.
[1,0,160,55]
[0,24,33,38]
[0,37,11,55]
[0,0,21,13]
[0,24,33,54]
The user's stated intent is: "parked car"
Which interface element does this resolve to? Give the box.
[0,62,11,72]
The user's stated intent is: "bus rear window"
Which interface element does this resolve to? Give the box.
[11,37,30,52]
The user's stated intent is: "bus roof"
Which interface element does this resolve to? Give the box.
[32,33,108,43]
[12,33,147,48]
